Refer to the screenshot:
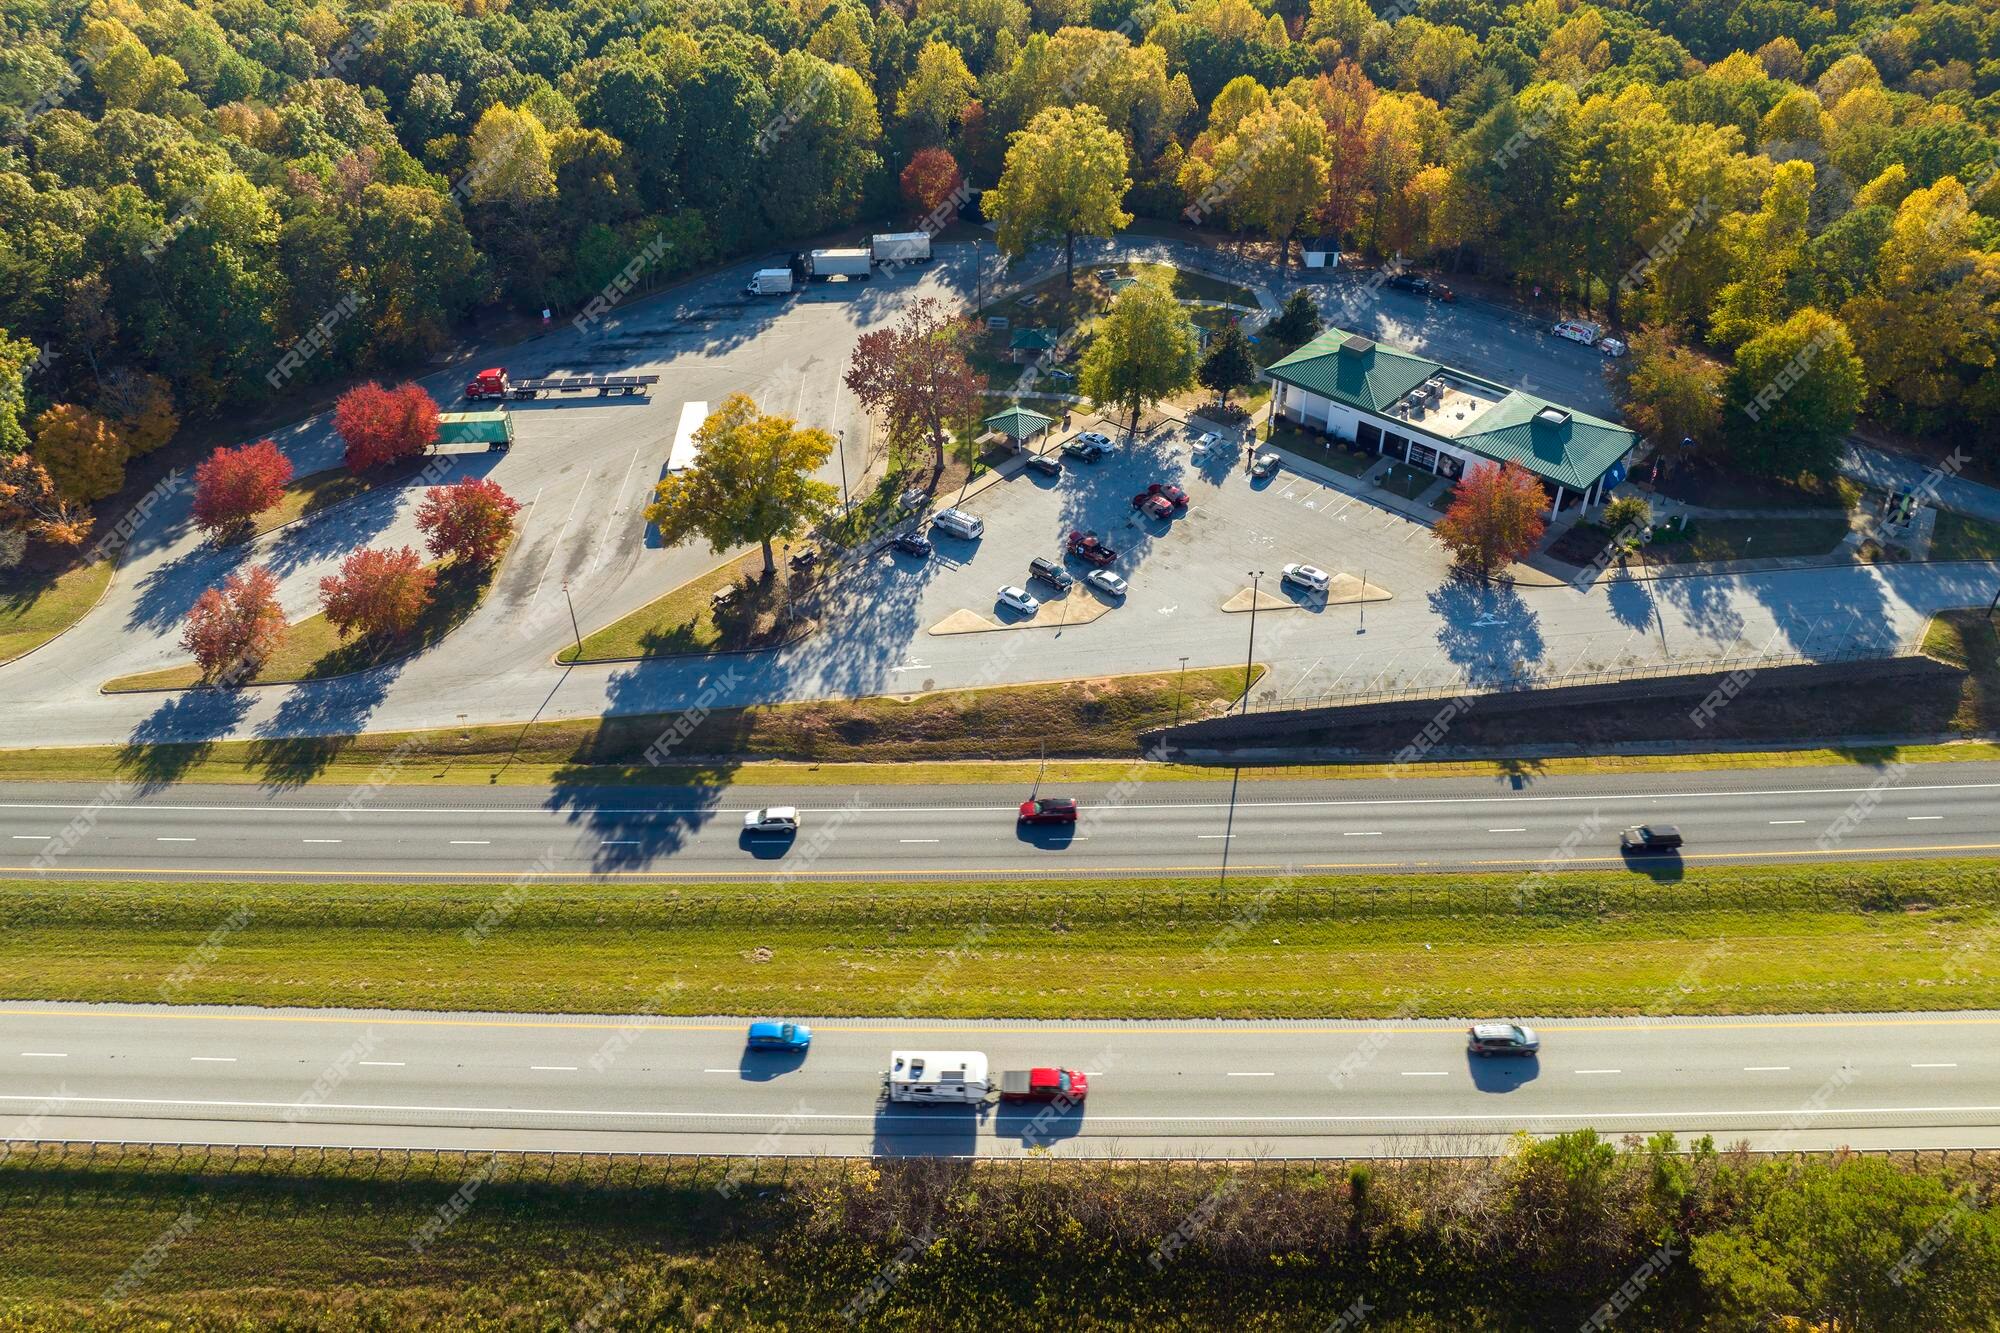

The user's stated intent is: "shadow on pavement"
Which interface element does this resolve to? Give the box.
[118,688,255,793]
[871,1101,984,1158]
[1466,1054,1540,1094]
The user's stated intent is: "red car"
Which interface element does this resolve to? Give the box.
[1132,491,1174,519]
[1019,796,1079,824]
[999,1067,1088,1102]
[1066,530,1118,565]
[1146,481,1189,508]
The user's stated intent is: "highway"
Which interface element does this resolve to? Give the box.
[3,1002,1998,1157]
[3,763,1999,880]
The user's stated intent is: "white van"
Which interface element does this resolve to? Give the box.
[931,508,983,539]
[885,1050,991,1103]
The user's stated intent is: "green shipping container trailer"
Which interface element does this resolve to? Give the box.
[435,411,514,449]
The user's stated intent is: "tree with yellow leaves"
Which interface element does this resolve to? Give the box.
[31,404,127,503]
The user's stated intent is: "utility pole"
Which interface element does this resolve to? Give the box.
[1175,655,1189,726]
[1242,570,1264,713]
[560,579,583,661]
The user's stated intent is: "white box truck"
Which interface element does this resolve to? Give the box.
[885,1050,990,1104]
[745,268,793,296]
[809,248,872,279]
[871,232,932,263]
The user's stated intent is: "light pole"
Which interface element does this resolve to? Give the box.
[972,238,983,309]
[836,428,849,508]
[560,579,583,661]
[1242,570,1264,713]
[1175,655,1189,726]
[1358,567,1368,634]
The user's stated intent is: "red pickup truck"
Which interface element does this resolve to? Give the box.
[999,1067,1088,1102]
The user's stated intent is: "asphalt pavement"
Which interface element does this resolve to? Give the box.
[3,762,1996,880]
[4,1002,1997,1157]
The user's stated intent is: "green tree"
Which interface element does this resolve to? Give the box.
[988,104,1132,288]
[643,394,837,577]
[1723,308,1865,478]
[1078,277,1198,435]
[0,333,36,456]
[896,41,976,147]
[1197,321,1257,410]
[1270,290,1322,345]
[1202,99,1328,271]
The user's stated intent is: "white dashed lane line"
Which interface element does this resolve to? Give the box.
[1488,827,1526,833]
[1225,1071,1274,1077]
[1743,1066,1790,1072]
[1908,815,1944,821]
[1912,1063,1958,1068]
[450,840,490,846]
[1575,1069,1622,1075]
[530,1065,577,1072]
[358,1061,404,1068]
[190,1056,235,1063]
[19,1052,66,1058]
[1400,1071,1449,1077]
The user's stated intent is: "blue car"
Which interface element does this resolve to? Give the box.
[746,1020,812,1052]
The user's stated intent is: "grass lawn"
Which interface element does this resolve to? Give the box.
[4,860,1998,1016]
[1262,420,1373,476]
[1933,509,2000,562]
[1922,608,2000,733]
[0,556,113,663]
[1375,460,1437,500]
[239,465,367,541]
[1648,514,1852,562]
[1114,261,1257,308]
[102,543,511,691]
[559,543,812,662]
[1651,464,1862,512]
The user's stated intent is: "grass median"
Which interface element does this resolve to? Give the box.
[0,556,113,664]
[5,860,1996,1017]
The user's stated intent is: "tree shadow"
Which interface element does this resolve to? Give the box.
[1427,578,1548,688]
[116,688,255,793]
[1601,567,1657,635]
[245,666,398,788]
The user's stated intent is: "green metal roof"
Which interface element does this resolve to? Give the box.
[983,405,1056,439]
[1009,327,1061,351]
[1265,328,1439,414]
[1449,396,1635,492]
[1265,326,1634,490]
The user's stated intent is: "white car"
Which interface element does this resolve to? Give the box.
[744,806,800,835]
[997,585,1040,614]
[1554,319,1602,345]
[1598,336,1628,357]
[1191,430,1221,456]
[1282,562,1331,592]
[1086,569,1127,597]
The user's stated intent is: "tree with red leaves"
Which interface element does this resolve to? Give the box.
[843,298,987,473]
[192,439,294,539]
[332,381,439,473]
[181,565,286,683]
[900,147,963,218]
[318,545,435,639]
[1434,461,1549,581]
[416,476,521,567]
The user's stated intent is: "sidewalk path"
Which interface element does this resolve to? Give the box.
[1842,441,2000,525]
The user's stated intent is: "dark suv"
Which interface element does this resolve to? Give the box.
[1029,556,1074,592]
[1620,824,1684,854]
[1386,272,1431,296]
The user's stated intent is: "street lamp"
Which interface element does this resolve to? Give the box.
[560,579,583,661]
[972,238,983,309]
[1175,655,1189,726]
[1242,570,1264,713]
[836,428,850,508]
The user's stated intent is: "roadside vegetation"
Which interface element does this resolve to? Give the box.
[561,543,815,661]
[0,555,113,663]
[4,861,1996,1018]
[2,1138,1995,1330]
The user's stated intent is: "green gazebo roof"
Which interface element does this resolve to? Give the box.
[983,405,1057,439]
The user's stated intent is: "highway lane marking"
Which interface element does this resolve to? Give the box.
[155,837,194,842]
[24,1092,2000,1126]
[703,1068,736,1074]
[1343,831,1382,837]
[9,835,46,840]
[602,840,640,846]
[358,1061,403,1068]
[1768,820,1805,826]
[1197,834,1234,839]
[450,840,490,846]
[1744,1066,1790,1072]
[899,839,939,844]
[1575,1069,1621,1075]
[7,779,1999,818]
[530,1065,577,1072]
[303,839,341,844]
[1225,1072,1273,1077]
[1909,815,1944,820]
[19,1052,65,1058]
[1913,1063,1958,1068]
[1488,828,1526,833]
[190,1056,234,1063]
[17,840,2000,881]
[13,1008,2000,1038]
[1400,1071,1449,1077]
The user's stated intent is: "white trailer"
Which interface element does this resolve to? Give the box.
[885,1050,990,1104]
[745,268,793,296]
[871,232,932,263]
[809,248,872,279]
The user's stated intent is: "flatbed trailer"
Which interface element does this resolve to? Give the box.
[465,367,659,401]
